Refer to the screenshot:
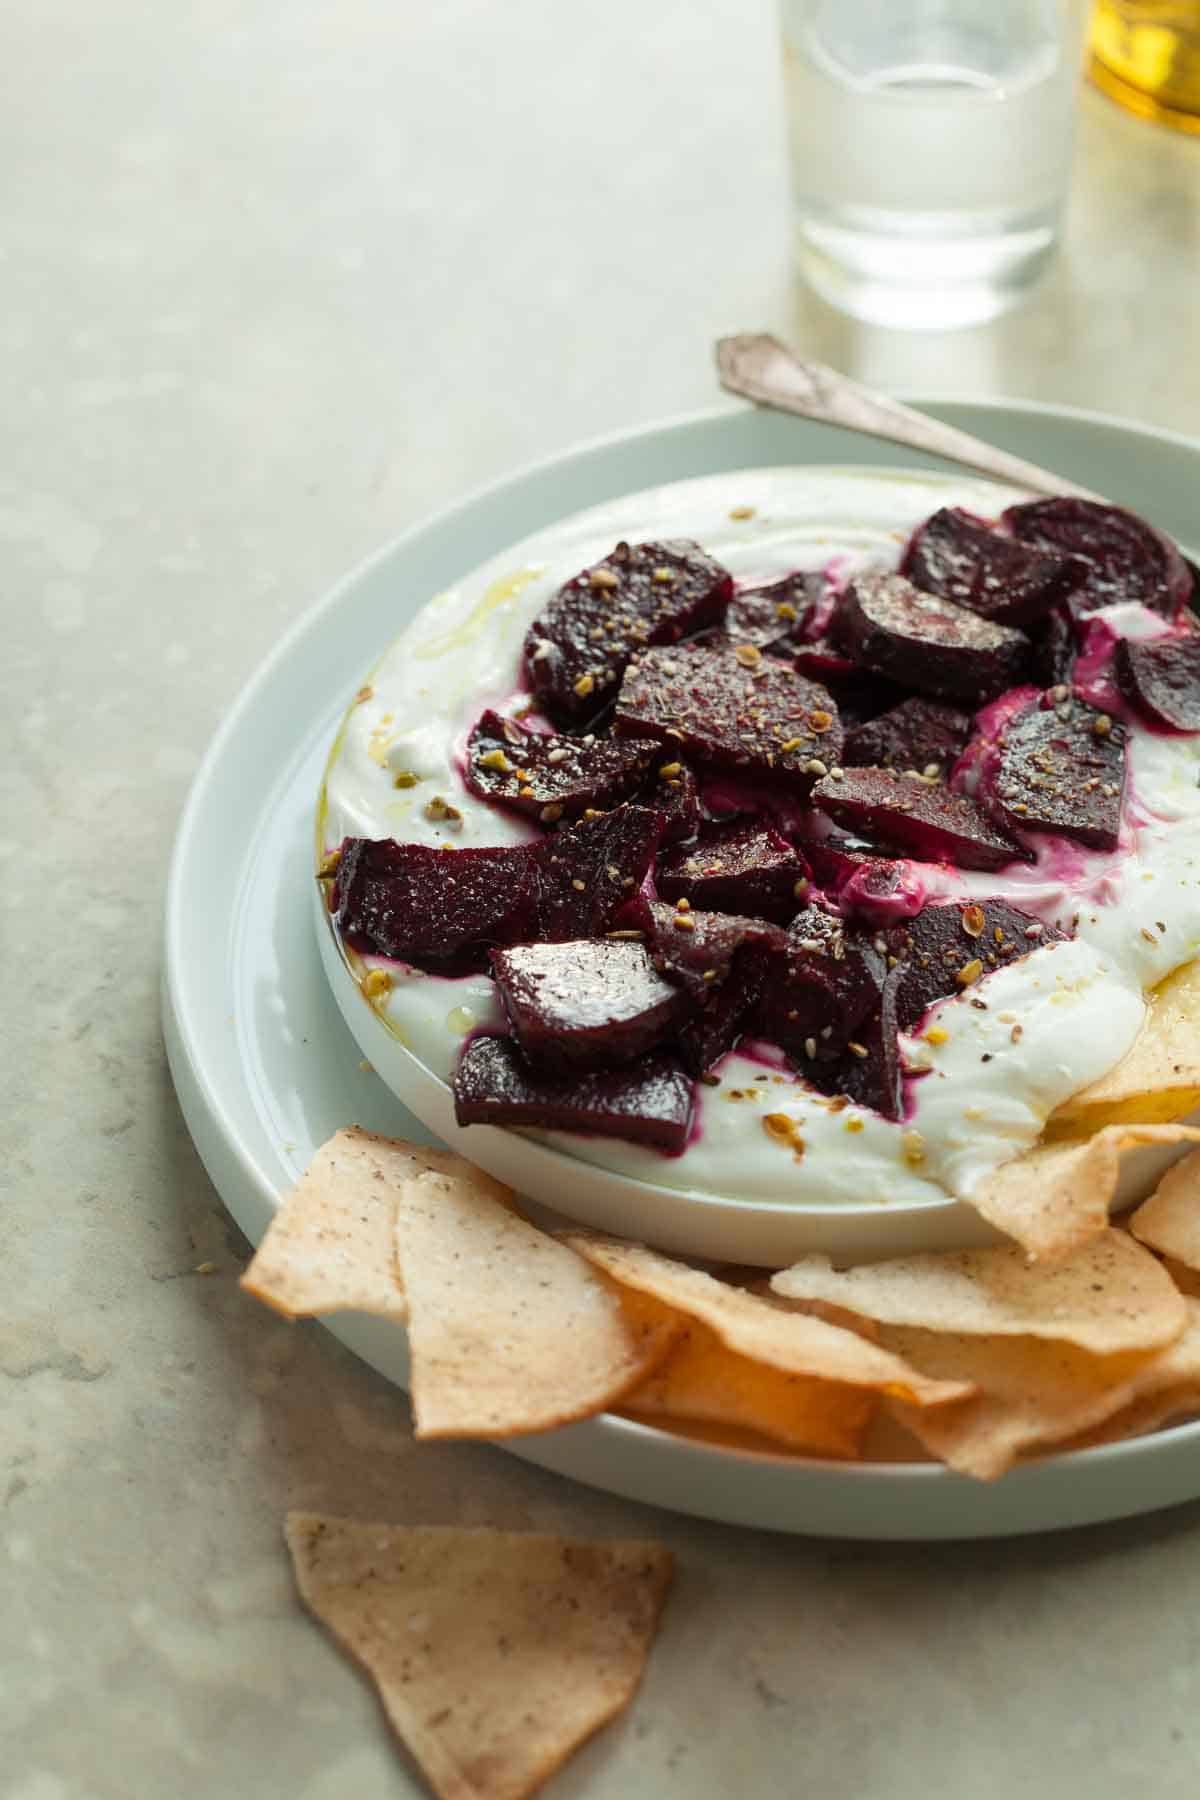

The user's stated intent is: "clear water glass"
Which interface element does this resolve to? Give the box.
[780,0,1088,329]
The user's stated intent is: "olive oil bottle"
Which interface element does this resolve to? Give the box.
[1090,1,1200,132]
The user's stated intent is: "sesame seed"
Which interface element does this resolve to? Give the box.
[588,567,619,590]
[848,1041,869,1059]
[652,566,675,583]
[571,878,586,890]
[828,766,845,782]
[804,758,828,777]
[804,1036,817,1059]
[1092,713,1113,737]
[734,644,761,668]
[729,505,756,520]
[545,747,569,765]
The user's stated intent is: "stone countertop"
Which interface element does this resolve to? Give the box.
[5,3,1200,1796]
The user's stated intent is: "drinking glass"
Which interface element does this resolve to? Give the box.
[780,0,1089,329]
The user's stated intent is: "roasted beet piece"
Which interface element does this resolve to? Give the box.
[987,694,1127,849]
[885,900,1064,1032]
[643,756,702,844]
[632,900,788,1075]
[787,637,860,682]
[723,568,827,655]
[796,967,905,1121]
[674,947,771,1076]
[842,697,972,776]
[534,804,663,940]
[331,838,540,973]
[463,710,658,822]
[613,643,843,795]
[638,899,787,1002]
[901,507,1084,628]
[835,573,1029,703]
[812,768,1025,871]
[754,905,886,1062]
[1029,601,1079,689]
[452,1035,694,1153]
[490,939,686,1073]
[802,835,925,925]
[656,818,810,924]
[719,574,819,653]
[1115,634,1200,733]
[524,539,733,725]
[1005,499,1193,619]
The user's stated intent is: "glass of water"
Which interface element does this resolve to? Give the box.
[780,0,1089,329]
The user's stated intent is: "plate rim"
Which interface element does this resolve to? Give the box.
[163,395,1200,1533]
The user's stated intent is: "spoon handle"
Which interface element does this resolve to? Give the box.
[715,333,1105,504]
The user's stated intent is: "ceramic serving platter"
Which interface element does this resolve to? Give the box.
[163,398,1200,1538]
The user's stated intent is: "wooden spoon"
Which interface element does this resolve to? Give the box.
[715,333,1105,503]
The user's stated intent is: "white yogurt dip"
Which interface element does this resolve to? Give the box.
[319,467,1200,1210]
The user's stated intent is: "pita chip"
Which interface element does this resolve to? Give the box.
[286,1513,672,1800]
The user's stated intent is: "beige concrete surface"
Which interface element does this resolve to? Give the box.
[4,3,1200,1796]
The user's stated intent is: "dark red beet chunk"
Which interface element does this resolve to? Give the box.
[988,695,1127,849]
[813,768,1025,871]
[643,756,701,844]
[534,804,663,940]
[796,968,905,1121]
[843,697,972,776]
[332,838,539,974]
[1029,601,1079,688]
[613,643,843,796]
[656,819,810,924]
[835,573,1029,703]
[525,539,733,725]
[637,899,787,1003]
[901,507,1084,628]
[1005,499,1192,619]
[674,947,771,1076]
[464,711,658,822]
[490,939,686,1073]
[1115,634,1200,733]
[452,1035,694,1153]
[885,900,1065,1032]
[719,574,821,653]
[754,905,886,1062]
[634,900,785,1075]
[801,833,924,924]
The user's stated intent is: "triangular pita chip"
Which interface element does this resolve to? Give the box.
[395,1170,679,1436]
[882,1305,1200,1479]
[1129,1148,1200,1272]
[622,1320,875,1456]
[286,1513,672,1800]
[771,1230,1185,1354]
[1054,959,1200,1130]
[964,1124,1200,1261]
[1058,1302,1200,1448]
[240,1127,483,1321]
[567,1235,973,1409]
